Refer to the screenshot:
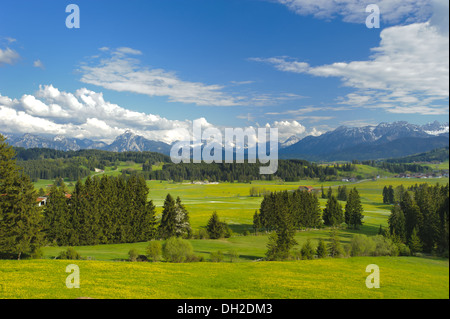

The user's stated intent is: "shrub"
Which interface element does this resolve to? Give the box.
[373,235,399,256]
[58,247,81,260]
[137,255,149,262]
[162,237,194,263]
[146,241,162,262]
[185,254,203,263]
[206,212,232,239]
[228,250,239,263]
[30,247,44,260]
[350,234,376,257]
[128,248,139,262]
[328,230,344,258]
[316,239,328,259]
[210,250,224,262]
[397,243,411,256]
[196,228,209,240]
[301,239,315,260]
[243,230,250,237]
[291,249,302,261]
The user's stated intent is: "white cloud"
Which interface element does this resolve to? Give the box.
[253,16,449,115]
[80,48,304,107]
[265,120,326,141]
[277,0,433,24]
[0,85,201,144]
[33,59,45,69]
[79,48,241,107]
[0,47,20,66]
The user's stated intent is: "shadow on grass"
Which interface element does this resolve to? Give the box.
[195,250,261,261]
[228,224,254,234]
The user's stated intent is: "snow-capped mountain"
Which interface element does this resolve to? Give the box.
[2,121,449,160]
[105,130,172,154]
[422,121,450,136]
[280,136,301,148]
[280,121,449,161]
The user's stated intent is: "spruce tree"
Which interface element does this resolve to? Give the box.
[388,205,406,242]
[409,227,423,254]
[345,188,364,230]
[0,135,43,259]
[44,184,70,246]
[158,194,177,239]
[301,239,315,260]
[207,211,224,239]
[316,239,328,258]
[328,229,343,258]
[253,210,261,235]
[323,196,344,227]
[383,186,388,204]
[327,187,333,200]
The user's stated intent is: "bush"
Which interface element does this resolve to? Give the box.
[30,247,44,260]
[185,254,203,263]
[328,230,344,258]
[210,250,224,262]
[206,212,232,239]
[128,248,139,262]
[162,237,194,263]
[58,247,81,260]
[373,235,398,256]
[350,234,376,257]
[291,249,302,261]
[243,230,250,237]
[397,243,411,256]
[349,235,400,257]
[137,255,149,262]
[316,239,328,259]
[301,239,315,260]
[195,228,209,240]
[228,250,239,263]
[146,241,162,262]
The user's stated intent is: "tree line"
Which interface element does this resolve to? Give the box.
[253,188,364,260]
[387,183,449,256]
[44,175,158,246]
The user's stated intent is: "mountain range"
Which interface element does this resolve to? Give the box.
[2,121,449,161]
[279,121,449,161]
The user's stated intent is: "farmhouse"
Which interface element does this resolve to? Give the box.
[298,186,314,193]
[36,197,47,207]
[36,193,71,207]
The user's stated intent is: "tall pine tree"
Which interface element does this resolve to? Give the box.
[0,135,43,259]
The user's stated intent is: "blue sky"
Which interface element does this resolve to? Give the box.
[0,0,448,143]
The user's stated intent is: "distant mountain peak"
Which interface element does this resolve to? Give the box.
[280,120,449,161]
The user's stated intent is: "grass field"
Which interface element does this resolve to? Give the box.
[0,257,447,299]
[38,177,447,262]
[10,174,447,299]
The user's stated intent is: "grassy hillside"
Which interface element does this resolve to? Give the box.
[0,257,447,299]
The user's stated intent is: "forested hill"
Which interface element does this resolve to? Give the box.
[386,147,449,164]
[14,147,358,183]
[14,148,170,182]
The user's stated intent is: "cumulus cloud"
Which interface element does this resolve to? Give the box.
[0,85,199,144]
[265,120,325,141]
[0,85,322,145]
[253,13,449,115]
[277,0,433,24]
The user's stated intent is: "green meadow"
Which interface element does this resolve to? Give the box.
[0,257,448,299]
[4,168,446,299]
